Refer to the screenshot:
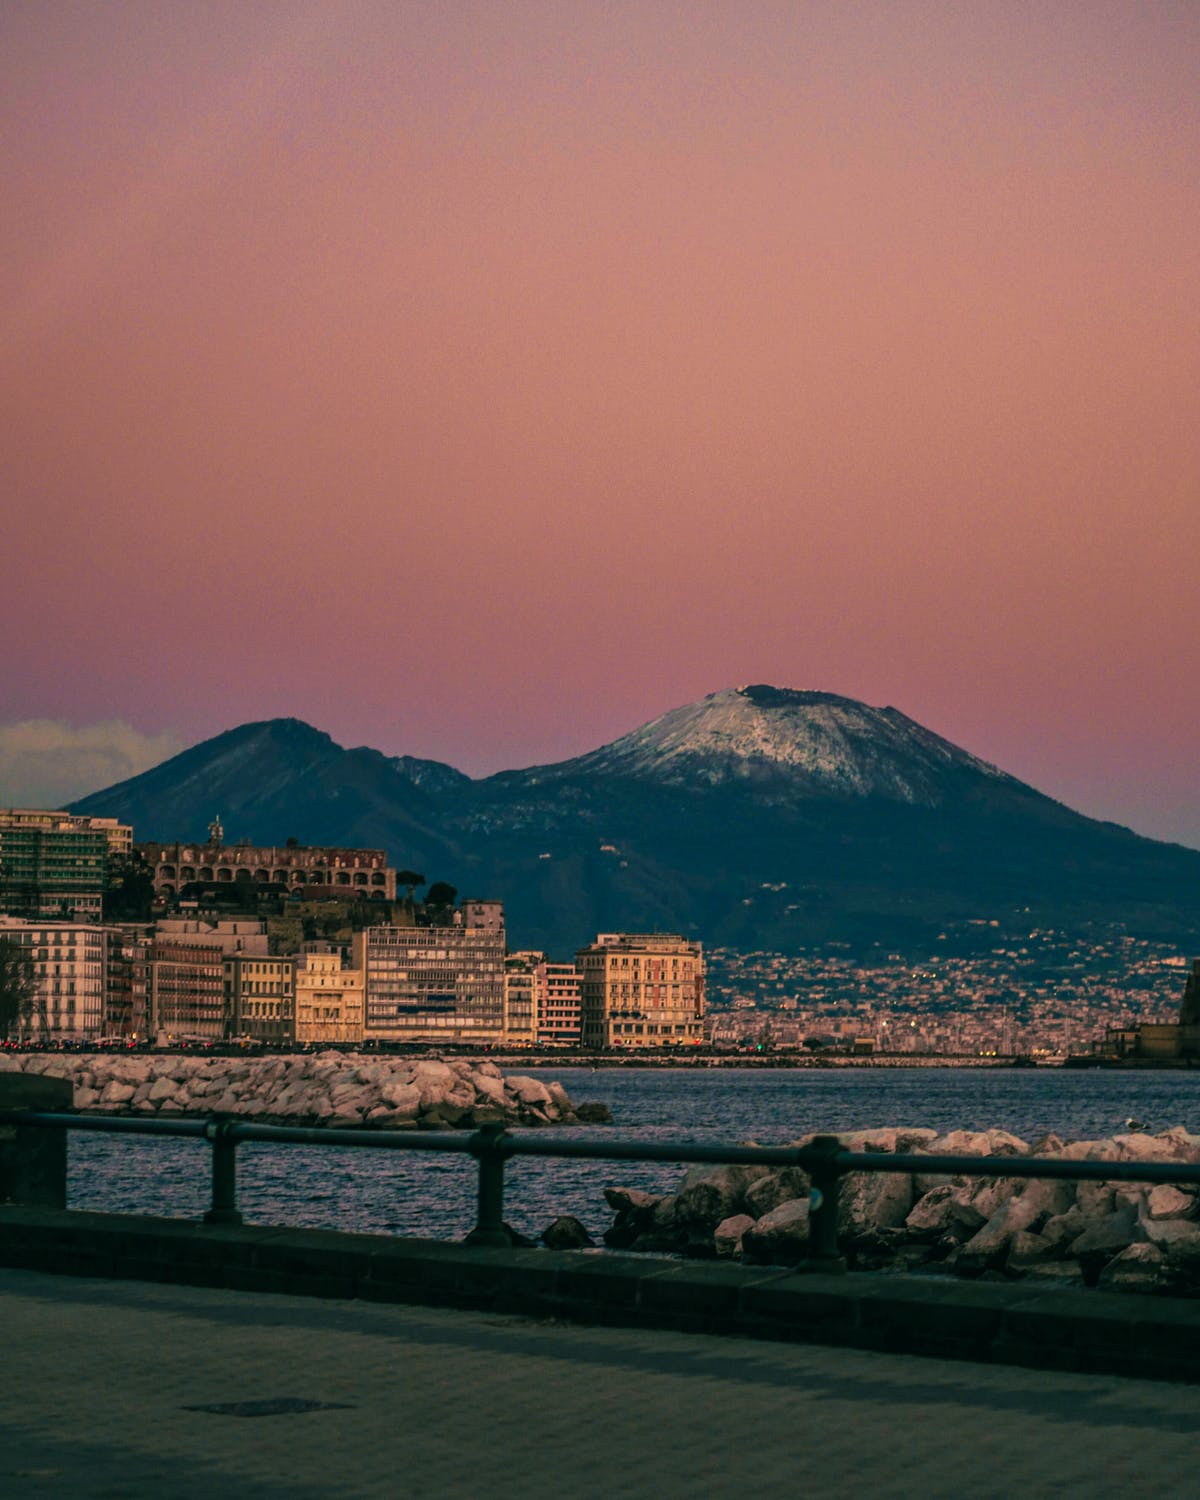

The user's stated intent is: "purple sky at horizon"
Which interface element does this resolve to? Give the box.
[3,3,1198,846]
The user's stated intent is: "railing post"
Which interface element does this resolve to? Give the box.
[465,1121,512,1247]
[0,1074,72,1209]
[203,1119,243,1226]
[806,1134,847,1273]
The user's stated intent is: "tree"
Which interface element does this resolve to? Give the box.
[0,937,36,1043]
[421,881,458,925]
[103,850,156,921]
[396,870,426,902]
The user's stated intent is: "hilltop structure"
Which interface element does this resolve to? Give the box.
[139,833,396,903]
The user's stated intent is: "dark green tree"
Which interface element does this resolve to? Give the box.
[396,870,426,902]
[0,937,36,1043]
[421,881,458,925]
[103,850,157,921]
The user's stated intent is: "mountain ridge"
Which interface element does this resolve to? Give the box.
[67,688,1200,955]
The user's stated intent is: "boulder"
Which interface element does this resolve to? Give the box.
[1040,1208,1088,1254]
[1097,1242,1165,1294]
[1069,1208,1140,1280]
[1137,1217,1200,1252]
[380,1082,421,1115]
[838,1170,913,1241]
[1075,1181,1115,1218]
[741,1199,811,1265]
[744,1168,810,1219]
[1006,1230,1056,1272]
[1145,1184,1194,1221]
[604,1187,661,1215]
[147,1076,177,1103]
[541,1216,594,1250]
[906,1184,971,1240]
[674,1164,770,1228]
[957,1194,1045,1273]
[506,1075,552,1107]
[714,1214,756,1259]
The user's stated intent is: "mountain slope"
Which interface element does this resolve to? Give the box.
[71,719,462,874]
[67,691,1200,956]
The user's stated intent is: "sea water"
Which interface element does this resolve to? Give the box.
[67,1066,1200,1243]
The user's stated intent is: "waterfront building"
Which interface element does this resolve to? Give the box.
[355,903,507,1044]
[148,940,224,1041]
[224,954,295,1045]
[139,836,397,903]
[540,961,582,1046]
[0,915,106,1042]
[575,933,705,1048]
[293,947,365,1045]
[105,925,152,1039]
[504,952,542,1046]
[0,810,123,922]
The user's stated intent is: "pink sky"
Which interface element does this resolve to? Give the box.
[3,2,1198,845]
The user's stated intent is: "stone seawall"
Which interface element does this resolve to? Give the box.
[604,1125,1200,1297]
[0,1052,594,1129]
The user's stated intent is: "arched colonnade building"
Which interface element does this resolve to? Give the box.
[138,841,398,902]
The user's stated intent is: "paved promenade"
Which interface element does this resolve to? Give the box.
[0,1266,1193,1500]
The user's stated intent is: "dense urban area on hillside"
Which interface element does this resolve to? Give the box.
[705,922,1186,1057]
[1,808,1194,1061]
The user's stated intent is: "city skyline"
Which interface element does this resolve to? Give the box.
[4,3,1198,846]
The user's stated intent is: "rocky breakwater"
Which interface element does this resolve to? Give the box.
[0,1052,608,1130]
[603,1126,1200,1296]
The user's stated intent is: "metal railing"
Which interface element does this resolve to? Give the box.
[4,1108,1200,1267]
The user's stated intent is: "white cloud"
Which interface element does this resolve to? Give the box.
[0,720,182,809]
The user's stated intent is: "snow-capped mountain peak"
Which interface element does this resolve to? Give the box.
[563,685,1011,804]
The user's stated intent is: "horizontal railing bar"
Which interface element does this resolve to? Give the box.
[228,1123,478,1153]
[0,1110,210,1141]
[5,1109,1200,1185]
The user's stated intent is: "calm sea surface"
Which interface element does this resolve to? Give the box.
[68,1067,1200,1243]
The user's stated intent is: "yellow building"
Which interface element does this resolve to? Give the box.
[576,933,705,1049]
[293,948,364,1045]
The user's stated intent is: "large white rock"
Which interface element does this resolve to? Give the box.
[380,1081,421,1115]
[506,1074,552,1107]
[1146,1184,1194,1221]
[99,1080,136,1106]
[837,1169,913,1239]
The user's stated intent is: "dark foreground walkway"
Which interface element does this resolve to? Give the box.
[0,1268,1194,1500]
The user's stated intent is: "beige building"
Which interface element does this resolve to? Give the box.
[224,954,295,1045]
[155,918,269,955]
[576,933,705,1049]
[0,915,106,1042]
[356,905,507,1044]
[293,948,364,1045]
